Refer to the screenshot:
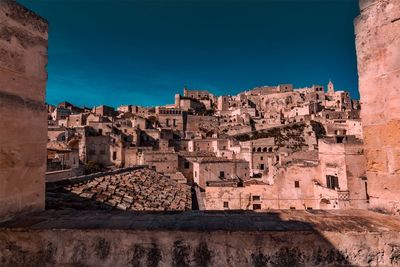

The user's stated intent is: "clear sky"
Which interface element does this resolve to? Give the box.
[20,0,360,108]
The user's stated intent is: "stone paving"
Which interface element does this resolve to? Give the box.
[46,168,192,211]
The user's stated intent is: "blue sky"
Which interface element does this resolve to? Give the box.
[20,0,360,108]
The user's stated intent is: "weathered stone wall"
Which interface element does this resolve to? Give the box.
[355,0,400,213]
[0,0,48,220]
[2,210,400,266]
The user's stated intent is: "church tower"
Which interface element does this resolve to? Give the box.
[327,80,335,94]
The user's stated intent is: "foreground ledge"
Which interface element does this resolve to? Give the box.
[1,209,400,266]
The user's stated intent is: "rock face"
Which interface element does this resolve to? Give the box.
[0,1,48,220]
[46,168,192,211]
[355,0,400,214]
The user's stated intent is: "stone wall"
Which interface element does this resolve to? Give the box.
[355,0,400,213]
[2,210,400,266]
[0,0,48,220]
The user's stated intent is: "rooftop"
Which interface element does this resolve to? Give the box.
[46,168,191,211]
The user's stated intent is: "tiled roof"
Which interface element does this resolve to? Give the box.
[46,168,191,211]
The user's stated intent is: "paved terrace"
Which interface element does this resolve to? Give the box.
[1,209,400,266]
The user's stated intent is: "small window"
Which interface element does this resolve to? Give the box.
[223,202,229,209]
[220,171,225,178]
[252,195,261,201]
[290,207,296,210]
[326,175,339,189]
[260,156,263,160]
[184,162,190,169]
[112,151,117,160]
[260,164,265,170]
[99,129,103,134]
[253,204,261,210]
[294,181,300,188]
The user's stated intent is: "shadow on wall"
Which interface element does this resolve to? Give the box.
[0,185,358,266]
[0,210,353,267]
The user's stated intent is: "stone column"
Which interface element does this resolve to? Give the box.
[0,1,48,220]
[355,0,400,213]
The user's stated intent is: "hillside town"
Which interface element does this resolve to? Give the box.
[46,81,367,211]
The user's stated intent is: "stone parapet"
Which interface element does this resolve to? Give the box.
[1,210,400,266]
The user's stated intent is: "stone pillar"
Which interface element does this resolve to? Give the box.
[355,0,400,213]
[0,1,48,220]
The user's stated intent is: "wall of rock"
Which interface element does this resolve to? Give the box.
[355,0,400,213]
[0,1,48,220]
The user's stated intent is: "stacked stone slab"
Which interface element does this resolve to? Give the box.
[355,0,400,213]
[0,1,48,220]
[46,168,192,211]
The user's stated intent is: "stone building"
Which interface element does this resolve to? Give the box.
[156,106,186,131]
[192,158,250,189]
[138,151,179,174]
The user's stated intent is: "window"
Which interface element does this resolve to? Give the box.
[260,156,263,160]
[223,202,229,209]
[252,195,261,201]
[294,181,300,188]
[253,204,261,210]
[260,164,265,170]
[173,119,177,127]
[166,119,170,127]
[98,129,102,134]
[326,175,339,189]
[184,162,190,169]
[195,171,197,178]
[290,207,296,210]
[219,171,225,178]
[336,136,344,143]
[112,151,117,160]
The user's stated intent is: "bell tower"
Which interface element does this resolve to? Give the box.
[327,80,335,94]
